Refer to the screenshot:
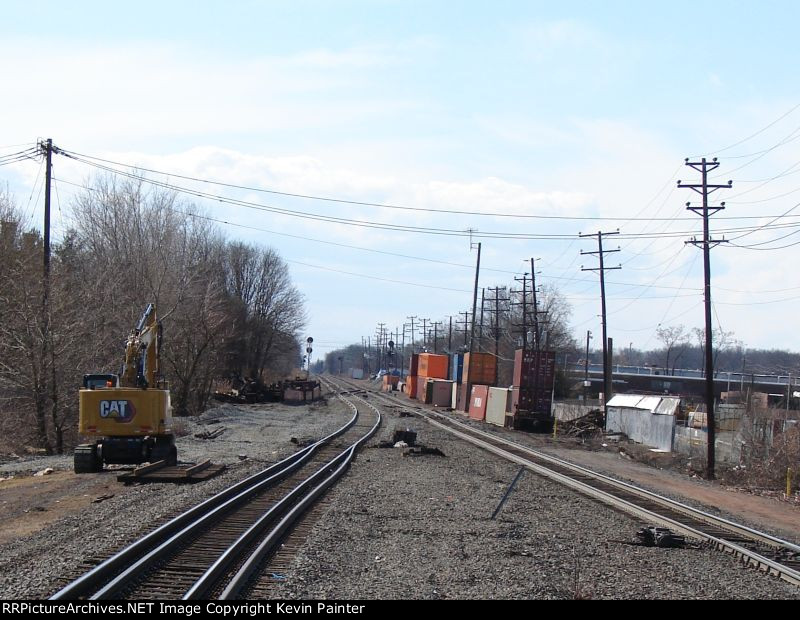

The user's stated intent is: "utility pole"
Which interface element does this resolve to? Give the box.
[486,287,510,385]
[479,288,486,343]
[512,274,529,352]
[406,316,417,354]
[679,157,732,481]
[401,323,409,376]
[40,139,53,283]
[458,311,471,350]
[376,323,386,370]
[432,321,442,354]
[448,316,453,354]
[580,230,620,422]
[468,242,482,357]
[420,318,430,351]
[584,330,592,401]
[530,258,548,348]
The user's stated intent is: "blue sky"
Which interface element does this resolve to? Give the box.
[2,1,800,359]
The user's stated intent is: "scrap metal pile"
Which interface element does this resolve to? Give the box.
[213,375,321,404]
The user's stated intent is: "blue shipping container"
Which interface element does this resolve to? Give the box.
[451,353,464,384]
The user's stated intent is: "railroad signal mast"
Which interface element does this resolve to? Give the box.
[678,157,732,481]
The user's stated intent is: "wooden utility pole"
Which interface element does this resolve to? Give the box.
[679,157,731,480]
[486,287,509,385]
[512,274,529,352]
[580,231,620,422]
[468,242,482,358]
[432,321,442,354]
[406,316,417,354]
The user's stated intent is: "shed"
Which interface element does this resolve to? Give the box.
[606,394,680,451]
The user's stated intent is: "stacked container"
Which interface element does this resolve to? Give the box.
[418,353,449,379]
[463,352,497,385]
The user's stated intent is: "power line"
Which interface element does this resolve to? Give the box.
[700,101,800,156]
[56,146,800,223]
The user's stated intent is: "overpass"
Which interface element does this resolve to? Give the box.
[567,363,797,401]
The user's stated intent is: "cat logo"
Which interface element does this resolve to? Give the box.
[99,400,136,423]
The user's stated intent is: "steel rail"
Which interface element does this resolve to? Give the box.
[50,380,357,600]
[217,385,382,599]
[184,382,380,599]
[425,406,800,556]
[354,380,800,587]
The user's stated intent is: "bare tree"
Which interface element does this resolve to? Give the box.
[656,324,689,374]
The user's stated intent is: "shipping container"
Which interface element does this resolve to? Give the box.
[486,387,509,427]
[416,377,429,402]
[469,385,489,421]
[409,354,419,377]
[451,382,459,409]
[451,353,464,383]
[463,352,497,385]
[430,379,454,407]
[382,374,399,389]
[417,353,449,380]
[513,349,556,388]
[457,382,470,414]
[406,376,418,400]
[350,368,364,380]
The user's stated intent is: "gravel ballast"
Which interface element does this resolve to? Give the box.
[0,393,353,599]
[1,386,797,600]
[268,403,800,600]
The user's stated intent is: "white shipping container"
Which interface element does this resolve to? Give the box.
[486,387,510,427]
[351,368,364,380]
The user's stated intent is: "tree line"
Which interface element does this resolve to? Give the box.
[0,177,306,455]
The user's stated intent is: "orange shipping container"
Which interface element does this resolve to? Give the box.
[463,352,497,385]
[382,374,399,388]
[417,353,449,380]
[405,376,418,399]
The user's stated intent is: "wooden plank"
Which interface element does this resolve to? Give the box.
[186,459,211,476]
[132,460,167,476]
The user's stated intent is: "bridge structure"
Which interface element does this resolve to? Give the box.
[567,363,797,402]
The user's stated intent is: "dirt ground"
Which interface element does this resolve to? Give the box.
[0,470,129,545]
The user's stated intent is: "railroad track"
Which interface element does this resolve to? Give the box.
[344,377,800,588]
[50,377,380,600]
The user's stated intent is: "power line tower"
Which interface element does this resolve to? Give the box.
[580,230,620,421]
[679,157,732,481]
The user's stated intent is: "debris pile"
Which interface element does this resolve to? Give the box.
[635,526,686,548]
[194,426,225,440]
[558,410,605,439]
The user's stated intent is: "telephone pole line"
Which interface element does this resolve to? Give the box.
[406,316,417,353]
[486,286,510,384]
[580,230,620,421]
[678,157,732,481]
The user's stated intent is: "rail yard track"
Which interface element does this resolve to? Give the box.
[50,377,380,600]
[342,377,800,589]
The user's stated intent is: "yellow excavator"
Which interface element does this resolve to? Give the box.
[74,304,176,473]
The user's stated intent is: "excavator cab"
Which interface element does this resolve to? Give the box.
[82,374,120,389]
